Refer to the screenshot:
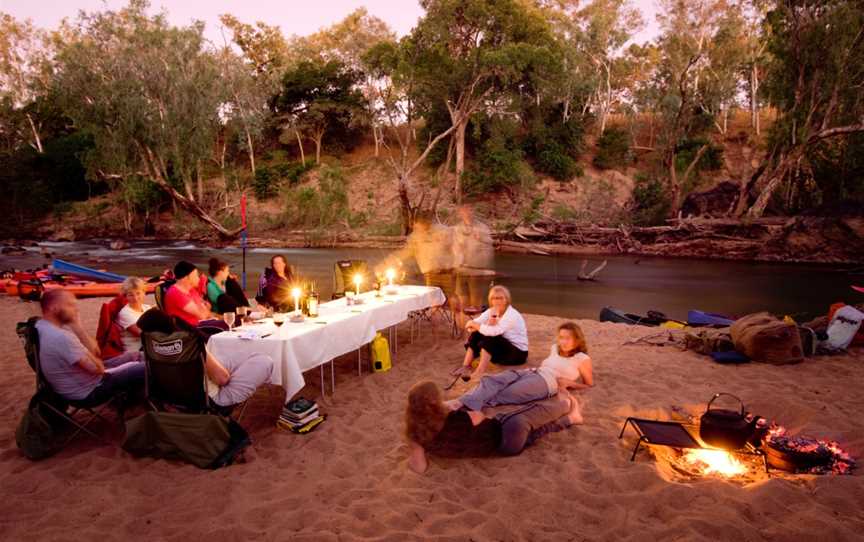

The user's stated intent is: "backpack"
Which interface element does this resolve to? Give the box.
[122,411,250,469]
[15,391,64,460]
[16,316,41,371]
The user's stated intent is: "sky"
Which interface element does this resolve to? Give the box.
[1,0,661,43]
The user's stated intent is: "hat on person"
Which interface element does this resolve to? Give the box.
[853,285,864,294]
[173,260,198,280]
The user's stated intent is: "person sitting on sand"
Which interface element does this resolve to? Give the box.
[36,290,145,405]
[405,381,581,474]
[256,254,297,310]
[455,285,528,378]
[448,322,593,420]
[206,258,250,314]
[115,277,151,352]
[137,309,274,408]
[164,261,224,331]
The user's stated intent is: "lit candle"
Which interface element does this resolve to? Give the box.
[291,287,301,313]
[386,268,395,287]
[354,274,361,296]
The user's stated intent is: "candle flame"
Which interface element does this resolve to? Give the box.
[291,287,301,298]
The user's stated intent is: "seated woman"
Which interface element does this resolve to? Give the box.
[137,309,274,408]
[455,285,528,378]
[256,254,296,310]
[405,380,581,474]
[115,277,152,352]
[449,322,593,423]
[206,258,250,314]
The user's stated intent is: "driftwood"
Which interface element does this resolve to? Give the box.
[577,259,608,281]
[497,216,864,264]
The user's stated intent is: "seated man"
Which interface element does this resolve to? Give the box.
[36,289,145,406]
[137,309,274,408]
[164,260,225,332]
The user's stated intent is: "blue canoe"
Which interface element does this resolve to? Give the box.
[52,259,127,283]
[687,310,736,327]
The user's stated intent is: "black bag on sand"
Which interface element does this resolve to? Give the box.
[16,392,64,460]
[122,411,250,469]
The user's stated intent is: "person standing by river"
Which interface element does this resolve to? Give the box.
[453,205,495,324]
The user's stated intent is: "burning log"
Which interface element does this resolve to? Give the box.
[764,426,856,475]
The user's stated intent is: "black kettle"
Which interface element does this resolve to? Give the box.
[699,393,760,450]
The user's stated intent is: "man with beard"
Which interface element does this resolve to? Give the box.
[36,289,145,404]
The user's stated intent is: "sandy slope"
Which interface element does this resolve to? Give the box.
[0,296,862,542]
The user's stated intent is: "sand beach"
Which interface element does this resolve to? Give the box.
[1,295,862,541]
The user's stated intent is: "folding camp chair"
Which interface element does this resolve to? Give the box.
[17,318,123,448]
[141,329,249,422]
[332,260,369,299]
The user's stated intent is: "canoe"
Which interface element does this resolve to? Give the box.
[5,280,157,298]
[600,307,661,327]
[52,258,127,283]
[687,310,736,327]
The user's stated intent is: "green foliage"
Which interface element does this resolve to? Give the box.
[593,127,632,170]
[521,195,545,224]
[283,164,351,227]
[463,122,534,195]
[551,204,579,221]
[674,138,724,173]
[630,175,670,225]
[253,161,314,200]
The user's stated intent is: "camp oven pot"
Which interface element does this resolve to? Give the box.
[699,393,758,450]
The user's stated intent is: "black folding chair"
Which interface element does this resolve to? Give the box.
[142,329,248,421]
[17,318,122,448]
[332,260,370,299]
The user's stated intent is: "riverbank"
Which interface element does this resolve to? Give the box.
[1,296,862,540]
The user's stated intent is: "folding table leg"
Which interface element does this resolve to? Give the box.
[320,365,325,396]
[357,348,362,376]
[331,360,335,395]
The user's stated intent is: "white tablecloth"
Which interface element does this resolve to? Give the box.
[207,285,446,399]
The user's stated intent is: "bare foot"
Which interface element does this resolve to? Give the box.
[567,396,584,425]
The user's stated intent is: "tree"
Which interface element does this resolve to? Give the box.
[52,0,239,238]
[740,0,864,217]
[0,13,53,153]
[272,60,366,165]
[408,0,561,202]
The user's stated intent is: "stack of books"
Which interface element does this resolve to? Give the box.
[278,397,325,434]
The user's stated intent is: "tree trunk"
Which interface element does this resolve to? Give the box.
[373,125,380,157]
[454,120,467,204]
[26,113,43,154]
[667,153,681,217]
[314,130,324,165]
[295,130,306,166]
[196,160,204,204]
[245,128,256,176]
[751,64,760,136]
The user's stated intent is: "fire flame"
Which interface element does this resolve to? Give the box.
[681,449,747,477]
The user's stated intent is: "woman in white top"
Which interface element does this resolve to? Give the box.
[450,322,594,423]
[456,285,529,378]
[115,277,152,352]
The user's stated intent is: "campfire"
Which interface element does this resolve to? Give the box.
[764,426,856,475]
[680,449,747,477]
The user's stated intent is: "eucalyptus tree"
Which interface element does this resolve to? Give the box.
[408,0,562,202]
[52,1,239,237]
[740,0,864,217]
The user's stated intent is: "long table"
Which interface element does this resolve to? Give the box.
[207,285,446,400]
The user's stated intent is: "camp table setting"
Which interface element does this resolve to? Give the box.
[207,285,446,400]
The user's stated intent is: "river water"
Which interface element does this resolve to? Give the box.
[4,240,860,322]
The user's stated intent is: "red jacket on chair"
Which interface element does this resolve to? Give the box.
[97,294,128,358]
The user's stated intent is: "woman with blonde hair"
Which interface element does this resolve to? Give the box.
[405,380,580,474]
[115,276,151,352]
[455,285,528,378]
[448,321,594,423]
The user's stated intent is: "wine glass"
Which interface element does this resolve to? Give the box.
[223,311,236,331]
[273,312,286,327]
[236,305,248,324]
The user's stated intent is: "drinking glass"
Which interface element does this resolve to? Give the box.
[223,311,236,331]
[273,312,286,327]
[237,305,248,324]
